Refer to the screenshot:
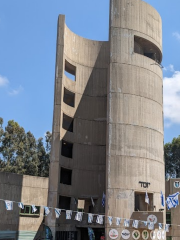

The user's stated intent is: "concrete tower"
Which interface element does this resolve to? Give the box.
[47,0,165,239]
[106,0,164,238]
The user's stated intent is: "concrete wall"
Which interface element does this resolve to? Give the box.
[0,172,48,239]
[166,179,180,239]
[106,0,165,239]
[46,15,109,238]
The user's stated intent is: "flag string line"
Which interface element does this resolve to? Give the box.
[0,198,179,228]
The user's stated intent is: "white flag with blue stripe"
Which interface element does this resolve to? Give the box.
[75,212,83,222]
[116,217,121,226]
[132,220,139,228]
[66,210,72,219]
[18,202,24,209]
[5,200,13,210]
[124,219,130,227]
[31,205,37,213]
[165,224,170,232]
[166,192,180,210]
[161,191,165,207]
[145,191,149,204]
[96,215,104,224]
[44,207,50,216]
[108,216,113,225]
[55,208,61,218]
[159,223,163,230]
[148,222,154,230]
[88,213,94,223]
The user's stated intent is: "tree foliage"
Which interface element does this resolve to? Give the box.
[0,118,51,177]
[164,136,180,178]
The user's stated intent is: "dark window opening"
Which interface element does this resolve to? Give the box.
[20,205,40,217]
[61,140,73,158]
[134,192,153,211]
[62,113,74,132]
[63,87,75,107]
[59,196,71,210]
[64,60,76,81]
[134,36,162,63]
[166,212,171,225]
[60,167,72,185]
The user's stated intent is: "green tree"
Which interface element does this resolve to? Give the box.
[164,136,180,178]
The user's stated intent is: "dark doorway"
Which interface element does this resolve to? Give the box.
[81,228,105,240]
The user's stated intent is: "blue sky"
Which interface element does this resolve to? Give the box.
[0,0,180,143]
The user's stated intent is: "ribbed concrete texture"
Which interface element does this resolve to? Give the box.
[47,0,165,239]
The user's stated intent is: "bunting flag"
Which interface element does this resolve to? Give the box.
[102,193,105,207]
[159,223,163,230]
[161,191,165,207]
[44,207,50,216]
[142,221,148,227]
[75,212,83,222]
[108,216,113,225]
[66,210,72,220]
[148,222,154,230]
[116,217,121,226]
[88,213,94,223]
[132,220,139,229]
[5,201,13,211]
[18,202,24,209]
[165,224,170,232]
[145,191,149,204]
[124,219,130,227]
[166,192,180,210]
[91,197,95,207]
[31,205,37,213]
[55,208,61,218]
[96,215,104,224]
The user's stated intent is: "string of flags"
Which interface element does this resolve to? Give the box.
[1,191,180,231]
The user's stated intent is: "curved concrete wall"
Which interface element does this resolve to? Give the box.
[47,15,109,236]
[106,0,164,238]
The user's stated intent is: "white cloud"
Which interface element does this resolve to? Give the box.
[164,71,180,125]
[8,85,23,96]
[164,64,175,72]
[173,32,180,41]
[0,75,9,87]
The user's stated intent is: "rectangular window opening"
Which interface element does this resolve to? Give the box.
[63,87,75,107]
[62,113,74,132]
[64,60,76,81]
[59,196,71,210]
[60,167,72,185]
[166,212,171,225]
[61,140,73,158]
[20,205,40,217]
[134,192,153,211]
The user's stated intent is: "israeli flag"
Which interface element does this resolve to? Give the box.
[159,223,163,230]
[18,202,24,209]
[161,191,165,207]
[55,208,61,218]
[116,217,121,226]
[31,205,37,213]
[148,222,154,230]
[166,192,180,210]
[142,221,148,227]
[75,212,83,222]
[88,213,94,223]
[66,210,72,220]
[165,224,170,232]
[44,207,50,216]
[96,215,104,225]
[108,216,113,226]
[132,220,139,229]
[124,219,130,227]
[102,192,105,207]
[145,191,149,204]
[5,200,13,211]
